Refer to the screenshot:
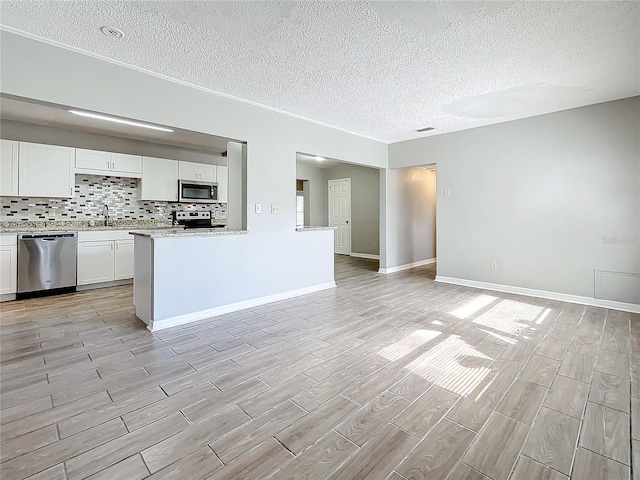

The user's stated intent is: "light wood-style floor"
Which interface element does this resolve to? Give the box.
[1,255,638,480]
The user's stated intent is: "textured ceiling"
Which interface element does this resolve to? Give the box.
[0,1,638,143]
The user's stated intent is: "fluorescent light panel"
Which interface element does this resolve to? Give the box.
[68,110,173,132]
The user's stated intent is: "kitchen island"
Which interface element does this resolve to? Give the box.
[130,227,336,331]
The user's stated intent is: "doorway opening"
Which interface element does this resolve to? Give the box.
[296,153,381,281]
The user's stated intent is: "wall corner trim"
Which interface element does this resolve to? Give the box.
[147,281,337,331]
[435,276,640,314]
[379,258,436,274]
[351,252,380,260]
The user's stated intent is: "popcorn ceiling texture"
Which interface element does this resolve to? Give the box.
[1,1,637,142]
[0,175,226,223]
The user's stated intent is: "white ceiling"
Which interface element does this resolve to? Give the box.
[296,153,341,169]
[1,1,638,143]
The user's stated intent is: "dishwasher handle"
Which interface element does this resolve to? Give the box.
[18,232,77,239]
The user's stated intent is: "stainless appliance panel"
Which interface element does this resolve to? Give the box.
[18,233,77,294]
[178,180,218,203]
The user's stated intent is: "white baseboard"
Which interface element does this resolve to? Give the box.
[351,252,380,260]
[0,293,16,303]
[148,281,337,331]
[77,279,132,291]
[435,275,640,314]
[379,258,436,274]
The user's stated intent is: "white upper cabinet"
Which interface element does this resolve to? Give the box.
[0,139,19,197]
[76,148,142,178]
[178,161,216,182]
[19,142,75,198]
[216,165,228,203]
[140,156,178,201]
[110,153,142,176]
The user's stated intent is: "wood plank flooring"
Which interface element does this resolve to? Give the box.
[1,255,638,479]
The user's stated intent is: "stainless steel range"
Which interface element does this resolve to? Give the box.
[172,210,225,229]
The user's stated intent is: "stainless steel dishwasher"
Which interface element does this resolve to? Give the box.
[17,232,77,298]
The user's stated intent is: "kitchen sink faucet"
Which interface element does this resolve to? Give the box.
[102,204,112,226]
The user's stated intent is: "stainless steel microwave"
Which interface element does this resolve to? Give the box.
[178,180,218,203]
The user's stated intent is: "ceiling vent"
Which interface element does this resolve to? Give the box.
[416,127,434,132]
[100,26,124,38]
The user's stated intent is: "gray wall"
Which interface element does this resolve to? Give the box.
[1,31,387,304]
[297,161,381,256]
[324,163,380,256]
[295,162,327,227]
[389,97,640,304]
[0,120,225,165]
[227,141,246,230]
[382,167,437,268]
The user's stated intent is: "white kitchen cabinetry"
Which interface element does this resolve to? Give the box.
[216,165,228,203]
[0,234,18,296]
[19,142,75,198]
[77,241,114,285]
[178,161,216,182]
[114,240,134,280]
[77,231,134,286]
[140,157,178,201]
[1,140,19,197]
[76,149,142,178]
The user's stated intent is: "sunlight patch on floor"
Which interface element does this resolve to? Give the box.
[405,336,491,396]
[449,294,498,319]
[473,299,543,336]
[378,329,441,361]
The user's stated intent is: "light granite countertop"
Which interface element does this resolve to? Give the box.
[129,228,248,238]
[295,226,337,232]
[0,219,226,233]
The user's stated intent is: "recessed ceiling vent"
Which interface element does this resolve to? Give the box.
[416,127,434,132]
[100,26,124,38]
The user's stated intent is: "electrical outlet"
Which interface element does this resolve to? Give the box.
[490,261,498,270]
[255,203,261,214]
[271,204,280,214]
[373,241,377,247]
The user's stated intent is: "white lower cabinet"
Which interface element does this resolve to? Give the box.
[77,241,114,285]
[77,231,134,286]
[114,240,134,280]
[0,234,18,295]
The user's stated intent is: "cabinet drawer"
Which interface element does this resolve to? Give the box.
[0,233,18,247]
[78,230,134,242]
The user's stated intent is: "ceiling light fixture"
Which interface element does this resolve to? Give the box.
[68,110,174,132]
[416,127,435,132]
[314,156,325,161]
[100,26,124,38]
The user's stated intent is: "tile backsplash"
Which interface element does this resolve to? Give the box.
[0,174,226,223]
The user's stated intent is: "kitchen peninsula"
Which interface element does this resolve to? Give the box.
[130,226,336,331]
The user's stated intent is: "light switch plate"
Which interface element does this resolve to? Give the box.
[255,203,261,214]
[271,204,280,214]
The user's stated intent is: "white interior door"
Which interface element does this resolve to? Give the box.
[329,178,351,255]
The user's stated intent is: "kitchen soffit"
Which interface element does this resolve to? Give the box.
[0,1,638,143]
[0,95,233,155]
